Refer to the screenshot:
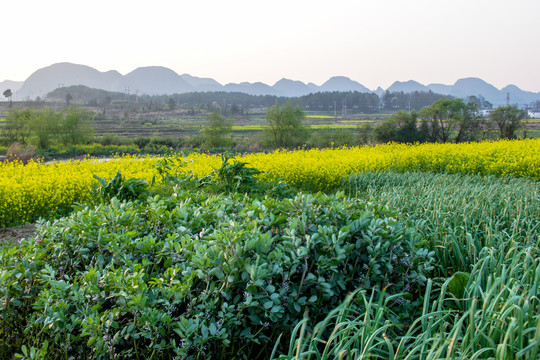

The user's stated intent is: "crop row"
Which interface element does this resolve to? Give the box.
[1,139,539,227]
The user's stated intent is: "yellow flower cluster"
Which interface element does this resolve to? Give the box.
[242,139,540,191]
[0,155,157,227]
[1,139,538,227]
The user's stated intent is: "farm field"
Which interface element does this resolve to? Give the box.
[85,111,383,144]
[0,138,539,359]
[1,139,538,228]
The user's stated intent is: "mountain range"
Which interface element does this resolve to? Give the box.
[2,62,539,106]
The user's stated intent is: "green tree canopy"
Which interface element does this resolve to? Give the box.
[374,110,421,143]
[420,98,482,143]
[3,89,13,108]
[59,105,93,145]
[1,106,94,148]
[2,108,33,145]
[263,102,309,148]
[201,111,233,149]
[490,105,527,139]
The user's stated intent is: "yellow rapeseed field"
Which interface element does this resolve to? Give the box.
[0,155,157,227]
[1,139,538,227]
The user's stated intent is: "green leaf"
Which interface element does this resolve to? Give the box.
[87,336,97,346]
[263,300,273,310]
[209,322,217,336]
[201,324,209,338]
[448,272,470,299]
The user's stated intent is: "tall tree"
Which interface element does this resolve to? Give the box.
[65,93,73,106]
[58,105,93,145]
[374,110,421,143]
[263,102,309,148]
[454,102,483,143]
[201,111,233,149]
[490,106,527,139]
[420,98,481,143]
[2,108,33,145]
[32,108,61,149]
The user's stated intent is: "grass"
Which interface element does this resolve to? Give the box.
[280,248,540,359]
[345,171,539,275]
[276,170,540,359]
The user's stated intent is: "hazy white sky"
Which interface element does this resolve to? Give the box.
[2,0,540,91]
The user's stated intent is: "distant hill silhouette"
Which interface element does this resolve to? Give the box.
[0,80,24,96]
[7,62,540,106]
[273,78,314,97]
[387,80,430,93]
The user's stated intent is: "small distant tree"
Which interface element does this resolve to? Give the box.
[490,105,527,139]
[357,124,373,144]
[168,98,177,111]
[263,102,310,148]
[374,110,421,143]
[65,93,73,106]
[201,111,233,149]
[2,108,33,145]
[3,89,13,108]
[58,105,93,145]
[32,108,61,149]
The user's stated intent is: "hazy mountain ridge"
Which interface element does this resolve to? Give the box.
[0,80,24,94]
[5,62,540,106]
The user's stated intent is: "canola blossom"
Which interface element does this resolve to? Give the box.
[183,139,540,191]
[1,139,538,227]
[0,155,158,227]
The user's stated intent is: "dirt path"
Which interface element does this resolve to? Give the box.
[0,224,37,247]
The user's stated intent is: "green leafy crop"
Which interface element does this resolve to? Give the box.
[0,191,432,359]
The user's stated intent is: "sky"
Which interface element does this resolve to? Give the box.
[2,0,540,92]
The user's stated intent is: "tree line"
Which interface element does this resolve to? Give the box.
[1,106,93,149]
[0,99,529,153]
[43,85,454,114]
[373,99,528,144]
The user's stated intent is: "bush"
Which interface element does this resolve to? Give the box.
[0,191,433,359]
[149,136,178,148]
[133,136,151,149]
[374,110,422,143]
[99,133,121,146]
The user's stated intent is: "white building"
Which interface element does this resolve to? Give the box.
[528,110,540,118]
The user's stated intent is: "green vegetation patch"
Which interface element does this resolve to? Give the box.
[309,124,359,129]
[338,120,375,123]
[0,191,433,359]
[344,171,539,275]
[231,125,265,131]
[306,115,337,119]
[276,171,540,359]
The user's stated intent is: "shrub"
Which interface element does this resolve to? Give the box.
[0,192,433,359]
[133,136,151,149]
[99,133,121,146]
